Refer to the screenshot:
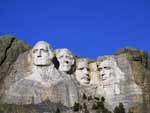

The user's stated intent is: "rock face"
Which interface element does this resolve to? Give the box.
[0,36,30,81]
[96,54,146,112]
[0,36,31,97]
[0,36,149,113]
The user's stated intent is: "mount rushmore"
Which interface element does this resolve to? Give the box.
[0,36,150,113]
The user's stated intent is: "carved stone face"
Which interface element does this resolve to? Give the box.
[75,60,89,85]
[97,60,113,81]
[56,49,74,73]
[32,41,53,66]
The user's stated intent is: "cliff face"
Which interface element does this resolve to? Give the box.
[0,36,31,80]
[0,36,31,97]
[0,36,149,113]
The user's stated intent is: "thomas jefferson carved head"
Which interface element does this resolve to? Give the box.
[32,41,54,66]
[55,48,75,73]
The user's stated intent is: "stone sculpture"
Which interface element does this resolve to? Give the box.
[75,58,97,98]
[0,36,148,113]
[55,48,79,107]
[75,58,90,86]
[55,48,75,74]
[32,41,54,66]
[96,56,125,110]
[2,41,62,104]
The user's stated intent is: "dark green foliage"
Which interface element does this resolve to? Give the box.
[74,94,112,113]
[97,101,104,109]
[56,108,60,113]
[118,103,125,113]
[114,106,120,113]
[73,102,80,112]
[101,96,105,102]
[82,93,87,100]
[113,103,125,113]
[79,104,82,110]
[83,103,87,110]
[84,109,90,113]
[92,103,98,110]
[88,96,92,101]
[128,111,133,113]
[96,110,101,113]
[96,108,112,113]
[94,97,100,100]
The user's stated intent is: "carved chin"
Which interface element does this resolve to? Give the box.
[80,80,89,85]
[59,65,71,72]
[79,78,89,84]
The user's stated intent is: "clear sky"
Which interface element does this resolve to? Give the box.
[0,0,150,58]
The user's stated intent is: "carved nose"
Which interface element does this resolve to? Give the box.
[83,69,88,74]
[37,51,42,57]
[101,70,105,75]
[101,74,105,77]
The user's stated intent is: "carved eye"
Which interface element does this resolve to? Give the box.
[104,67,111,70]
[78,67,84,70]
[33,49,38,53]
[87,68,90,71]
[41,49,48,53]
[66,55,72,60]
[59,55,63,59]
[98,67,102,71]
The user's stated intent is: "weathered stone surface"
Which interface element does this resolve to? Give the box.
[55,48,80,107]
[0,35,31,81]
[89,61,99,85]
[95,53,149,113]
[116,47,148,68]
[1,41,63,105]
[0,36,149,113]
[1,41,79,112]
[75,58,90,86]
[55,48,75,74]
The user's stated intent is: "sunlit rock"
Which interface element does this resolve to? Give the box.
[75,58,90,85]
[55,48,79,107]
[96,55,144,112]
[2,41,62,104]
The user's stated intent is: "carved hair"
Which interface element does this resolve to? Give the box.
[27,41,54,66]
[55,48,76,74]
[32,41,54,59]
[55,48,75,65]
[76,58,89,66]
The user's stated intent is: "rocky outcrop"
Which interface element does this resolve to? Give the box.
[0,35,31,81]
[0,40,79,112]
[0,36,31,98]
[115,48,150,113]
[0,36,149,113]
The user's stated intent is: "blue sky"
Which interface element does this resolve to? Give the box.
[0,0,150,58]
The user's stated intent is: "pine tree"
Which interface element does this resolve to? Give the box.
[83,103,87,110]
[118,103,125,113]
[88,96,92,101]
[82,93,87,100]
[92,103,98,110]
[101,96,105,102]
[114,106,120,113]
[56,108,60,113]
[73,102,80,112]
